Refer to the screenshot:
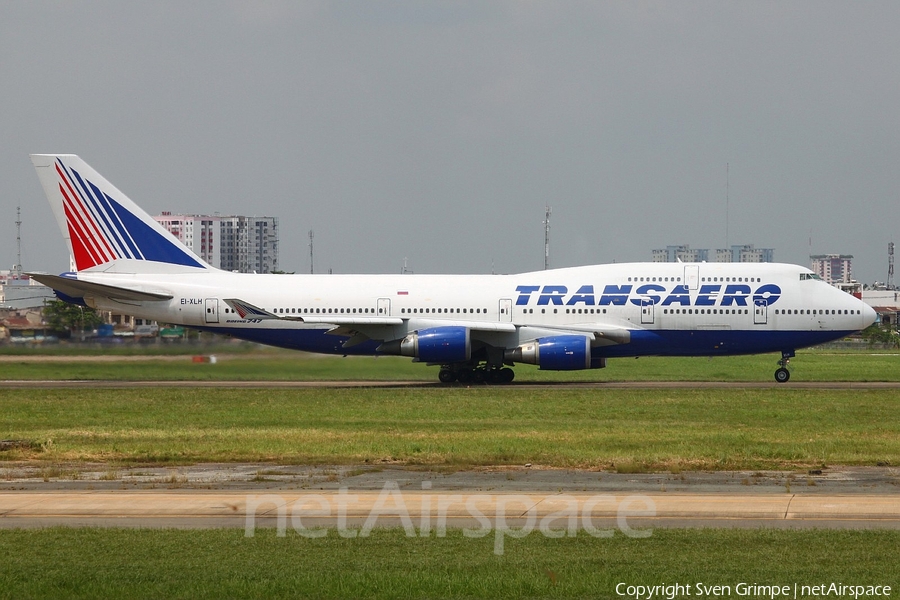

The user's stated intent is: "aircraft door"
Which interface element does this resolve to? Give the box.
[684,265,700,291]
[641,297,655,324]
[754,299,768,325]
[499,298,512,322]
[377,298,391,316]
[204,298,219,324]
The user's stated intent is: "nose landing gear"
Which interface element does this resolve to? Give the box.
[774,350,795,383]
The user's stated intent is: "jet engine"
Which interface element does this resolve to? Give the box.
[378,326,471,363]
[504,335,593,370]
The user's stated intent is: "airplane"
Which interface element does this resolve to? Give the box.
[28,154,877,384]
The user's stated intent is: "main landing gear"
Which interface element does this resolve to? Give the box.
[774,350,795,383]
[438,364,515,385]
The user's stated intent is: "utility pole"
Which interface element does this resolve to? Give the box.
[543,205,551,270]
[308,230,314,274]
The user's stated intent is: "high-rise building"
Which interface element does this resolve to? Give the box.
[714,245,775,263]
[810,254,853,286]
[154,212,221,267]
[651,245,709,263]
[219,216,279,274]
[652,244,773,263]
[154,213,278,273]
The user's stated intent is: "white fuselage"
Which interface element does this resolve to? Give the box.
[76,261,874,359]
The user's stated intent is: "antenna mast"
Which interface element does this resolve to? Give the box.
[725,164,729,250]
[14,206,22,276]
[543,205,551,270]
[308,230,314,274]
[889,241,895,289]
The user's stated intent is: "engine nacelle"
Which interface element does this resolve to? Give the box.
[380,326,471,363]
[505,335,592,370]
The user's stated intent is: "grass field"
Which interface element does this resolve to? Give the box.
[1,350,899,381]
[0,528,897,599]
[3,386,899,469]
[2,354,898,597]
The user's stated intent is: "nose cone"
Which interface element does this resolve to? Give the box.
[861,302,877,329]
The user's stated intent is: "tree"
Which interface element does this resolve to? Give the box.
[860,324,900,348]
[43,300,104,337]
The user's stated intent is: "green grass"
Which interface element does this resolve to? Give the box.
[0,528,896,599]
[3,387,900,469]
[1,350,899,381]
[0,340,264,356]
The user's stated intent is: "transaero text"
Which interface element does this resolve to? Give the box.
[615,582,891,599]
[514,284,781,307]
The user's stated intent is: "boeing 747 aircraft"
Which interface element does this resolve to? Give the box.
[28,155,876,383]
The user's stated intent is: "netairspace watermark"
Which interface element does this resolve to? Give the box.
[616,582,892,600]
[244,481,656,555]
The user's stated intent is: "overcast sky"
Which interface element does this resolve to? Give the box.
[2,1,898,283]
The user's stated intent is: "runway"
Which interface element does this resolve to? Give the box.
[2,464,899,530]
[3,379,900,389]
[2,490,899,530]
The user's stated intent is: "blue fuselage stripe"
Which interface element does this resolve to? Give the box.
[197,326,853,359]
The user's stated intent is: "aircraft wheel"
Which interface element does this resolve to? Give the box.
[486,369,504,384]
[472,368,486,383]
[774,368,790,383]
[456,369,473,384]
[438,369,457,384]
[499,368,515,383]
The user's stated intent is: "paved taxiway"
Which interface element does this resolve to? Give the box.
[2,490,899,530]
[3,380,900,389]
[2,465,898,530]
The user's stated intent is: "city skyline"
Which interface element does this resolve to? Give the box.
[2,3,898,282]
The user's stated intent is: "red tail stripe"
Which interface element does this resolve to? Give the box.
[59,182,109,267]
[55,164,116,264]
[60,186,101,269]
[57,168,111,265]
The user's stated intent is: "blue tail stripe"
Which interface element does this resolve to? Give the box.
[89,181,143,259]
[65,164,135,260]
[96,188,139,259]
[104,195,204,268]
[73,170,133,260]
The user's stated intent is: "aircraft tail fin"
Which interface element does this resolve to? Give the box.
[30,154,211,273]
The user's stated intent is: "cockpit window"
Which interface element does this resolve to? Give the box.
[800,273,823,281]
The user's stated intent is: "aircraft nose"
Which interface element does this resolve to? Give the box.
[861,302,877,329]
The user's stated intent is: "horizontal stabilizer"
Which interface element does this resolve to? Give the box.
[27,272,173,302]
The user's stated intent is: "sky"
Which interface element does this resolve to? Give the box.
[1,1,898,283]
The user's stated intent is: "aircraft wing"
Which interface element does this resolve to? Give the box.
[27,272,173,302]
[223,297,629,347]
[524,322,633,346]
